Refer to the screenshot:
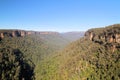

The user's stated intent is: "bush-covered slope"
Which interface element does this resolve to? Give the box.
[0,32,72,80]
[38,24,120,80]
[0,47,35,80]
[0,24,120,80]
[0,33,70,62]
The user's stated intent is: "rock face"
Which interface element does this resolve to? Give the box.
[85,24,120,43]
[0,33,4,39]
[0,30,60,40]
[20,31,26,37]
[12,31,16,37]
[85,24,120,53]
[115,34,120,43]
[0,33,4,40]
[27,31,32,35]
[12,31,20,37]
[0,30,26,40]
[85,32,95,41]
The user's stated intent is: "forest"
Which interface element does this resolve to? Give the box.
[0,24,120,80]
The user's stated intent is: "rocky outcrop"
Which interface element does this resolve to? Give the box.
[12,31,21,37]
[115,34,120,43]
[12,31,16,37]
[0,30,25,40]
[20,31,26,37]
[27,31,32,35]
[0,33,4,40]
[85,31,95,41]
[0,30,60,40]
[0,33,4,39]
[85,24,120,44]
[85,24,120,53]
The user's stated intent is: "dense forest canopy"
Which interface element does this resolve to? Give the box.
[0,47,35,80]
[0,24,120,80]
[36,24,120,80]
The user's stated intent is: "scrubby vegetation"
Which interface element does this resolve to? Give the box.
[0,33,68,62]
[0,24,120,80]
[0,32,77,80]
[37,39,120,80]
[35,24,120,80]
[0,47,35,80]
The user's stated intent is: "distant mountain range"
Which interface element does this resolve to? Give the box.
[61,31,85,42]
[0,30,85,42]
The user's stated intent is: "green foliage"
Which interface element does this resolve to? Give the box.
[0,24,120,80]
[0,33,71,80]
[0,47,35,80]
[0,34,69,63]
[35,24,120,80]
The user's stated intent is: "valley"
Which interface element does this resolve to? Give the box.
[0,24,120,80]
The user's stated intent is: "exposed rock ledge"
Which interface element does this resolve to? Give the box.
[0,30,59,40]
[84,24,120,53]
[85,24,120,43]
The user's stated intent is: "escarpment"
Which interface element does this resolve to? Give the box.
[0,30,27,39]
[0,30,60,40]
[85,24,120,52]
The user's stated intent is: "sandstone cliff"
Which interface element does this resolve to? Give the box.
[0,30,60,40]
[85,24,120,52]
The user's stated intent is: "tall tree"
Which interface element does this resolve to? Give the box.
[0,47,35,80]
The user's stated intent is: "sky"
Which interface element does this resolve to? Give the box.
[0,0,120,32]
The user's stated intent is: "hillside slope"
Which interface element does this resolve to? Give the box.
[0,30,84,80]
[0,33,69,62]
[38,24,120,80]
[0,24,120,80]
